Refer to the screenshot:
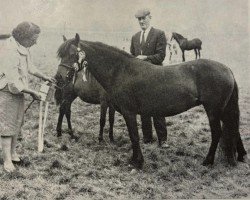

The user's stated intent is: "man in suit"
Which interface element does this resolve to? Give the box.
[130,8,169,148]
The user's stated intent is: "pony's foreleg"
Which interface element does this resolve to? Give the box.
[99,101,108,143]
[108,106,115,143]
[198,49,201,59]
[203,110,222,166]
[123,112,144,169]
[65,101,75,138]
[194,49,198,59]
[56,105,65,137]
[182,50,185,62]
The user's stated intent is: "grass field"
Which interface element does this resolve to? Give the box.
[0,30,249,199]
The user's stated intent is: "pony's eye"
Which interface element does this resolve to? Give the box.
[66,70,75,81]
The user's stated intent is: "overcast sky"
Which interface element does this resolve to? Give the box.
[0,0,249,81]
[0,0,248,36]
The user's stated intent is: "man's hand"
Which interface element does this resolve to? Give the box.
[136,55,147,60]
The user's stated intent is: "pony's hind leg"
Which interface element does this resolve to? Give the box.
[194,49,198,59]
[203,109,222,166]
[99,101,108,143]
[198,49,201,58]
[108,106,115,143]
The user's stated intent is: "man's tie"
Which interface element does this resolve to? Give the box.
[141,31,146,53]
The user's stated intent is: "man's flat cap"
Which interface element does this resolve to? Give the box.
[135,9,150,18]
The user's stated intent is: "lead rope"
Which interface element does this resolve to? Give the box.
[24,99,35,113]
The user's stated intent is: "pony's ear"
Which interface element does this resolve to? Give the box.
[63,35,67,42]
[74,33,80,46]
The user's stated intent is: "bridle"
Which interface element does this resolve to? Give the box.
[56,48,87,90]
[56,63,76,90]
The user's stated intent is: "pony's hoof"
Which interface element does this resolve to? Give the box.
[129,158,143,170]
[98,138,104,144]
[202,159,214,166]
[237,154,248,163]
[57,132,62,137]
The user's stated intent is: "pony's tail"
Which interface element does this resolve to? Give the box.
[54,88,63,105]
[221,81,247,164]
[199,40,202,50]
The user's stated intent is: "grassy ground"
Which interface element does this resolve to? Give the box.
[0,34,249,199]
[0,84,249,199]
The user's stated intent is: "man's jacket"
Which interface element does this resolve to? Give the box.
[130,27,167,65]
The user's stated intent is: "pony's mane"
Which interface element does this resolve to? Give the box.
[57,39,134,59]
[173,32,185,40]
[86,41,134,58]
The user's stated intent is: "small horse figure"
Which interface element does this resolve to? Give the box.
[58,33,247,170]
[171,32,202,62]
[54,35,115,143]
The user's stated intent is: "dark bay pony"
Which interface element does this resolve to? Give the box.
[57,33,247,169]
[54,36,115,142]
[171,32,202,62]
